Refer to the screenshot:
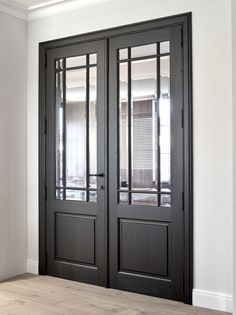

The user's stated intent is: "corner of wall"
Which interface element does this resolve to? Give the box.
[26,260,39,275]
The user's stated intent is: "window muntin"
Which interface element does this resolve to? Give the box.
[118,42,171,207]
[55,54,98,202]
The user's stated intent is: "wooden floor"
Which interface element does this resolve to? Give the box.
[0,274,231,315]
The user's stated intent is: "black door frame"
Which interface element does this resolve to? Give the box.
[39,12,193,304]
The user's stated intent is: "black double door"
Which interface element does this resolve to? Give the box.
[45,25,185,302]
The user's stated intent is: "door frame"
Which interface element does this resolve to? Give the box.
[39,12,193,304]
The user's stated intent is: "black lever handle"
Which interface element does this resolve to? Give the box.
[89,173,104,177]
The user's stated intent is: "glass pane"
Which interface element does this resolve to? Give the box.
[132,193,157,206]
[89,67,97,188]
[160,41,170,54]
[66,190,86,201]
[131,43,156,58]
[89,54,97,64]
[119,48,128,60]
[66,69,87,188]
[56,189,63,200]
[160,56,171,192]
[119,62,129,190]
[56,59,63,70]
[55,71,64,187]
[66,55,86,68]
[89,191,97,202]
[120,192,129,204]
[131,59,157,190]
[160,194,171,207]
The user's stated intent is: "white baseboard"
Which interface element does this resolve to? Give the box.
[26,259,39,275]
[192,289,233,313]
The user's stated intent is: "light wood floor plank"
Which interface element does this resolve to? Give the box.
[0,274,231,315]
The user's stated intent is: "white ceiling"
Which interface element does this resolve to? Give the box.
[0,0,111,20]
[8,0,64,9]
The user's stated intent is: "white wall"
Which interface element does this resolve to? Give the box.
[27,0,233,311]
[0,11,27,280]
[232,0,236,313]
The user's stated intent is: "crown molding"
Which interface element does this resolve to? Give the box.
[0,0,111,21]
[28,0,111,20]
[28,0,64,10]
[0,0,27,20]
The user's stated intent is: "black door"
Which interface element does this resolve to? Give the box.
[109,26,184,300]
[45,40,107,286]
[42,16,191,303]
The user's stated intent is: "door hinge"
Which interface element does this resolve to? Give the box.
[181,28,183,47]
[45,185,47,201]
[181,109,184,128]
[182,191,184,211]
[44,118,47,135]
[45,53,47,69]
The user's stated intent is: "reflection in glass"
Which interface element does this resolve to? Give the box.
[66,55,86,68]
[160,194,171,207]
[89,191,97,202]
[119,63,129,190]
[131,58,157,190]
[66,69,87,188]
[131,43,156,58]
[66,190,87,201]
[119,49,128,60]
[160,41,170,54]
[89,54,97,64]
[117,42,171,206]
[89,67,97,188]
[56,189,63,200]
[56,59,63,70]
[160,56,170,192]
[55,54,99,203]
[120,192,129,204]
[132,193,157,206]
[55,71,64,187]
[89,176,97,189]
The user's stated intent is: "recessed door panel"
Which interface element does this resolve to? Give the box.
[119,219,169,277]
[55,213,96,265]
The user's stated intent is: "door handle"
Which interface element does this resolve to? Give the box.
[89,173,104,177]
